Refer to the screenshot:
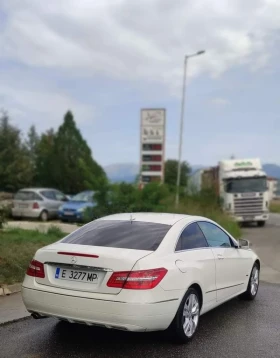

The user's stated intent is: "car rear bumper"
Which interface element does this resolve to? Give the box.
[22,287,178,332]
[12,208,41,218]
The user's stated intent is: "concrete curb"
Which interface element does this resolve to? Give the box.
[0,283,22,296]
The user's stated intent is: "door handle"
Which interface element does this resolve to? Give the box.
[217,254,224,260]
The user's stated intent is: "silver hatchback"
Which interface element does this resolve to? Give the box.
[12,188,68,221]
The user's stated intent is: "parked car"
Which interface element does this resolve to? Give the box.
[12,188,68,221]
[22,213,260,343]
[65,194,73,201]
[58,190,96,222]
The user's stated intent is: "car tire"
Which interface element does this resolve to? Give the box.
[257,221,265,227]
[169,287,201,344]
[239,263,260,301]
[40,210,48,222]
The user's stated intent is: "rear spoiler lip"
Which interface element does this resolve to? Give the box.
[57,252,99,258]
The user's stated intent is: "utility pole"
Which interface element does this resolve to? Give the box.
[175,50,206,207]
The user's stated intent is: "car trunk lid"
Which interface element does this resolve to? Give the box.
[34,243,153,294]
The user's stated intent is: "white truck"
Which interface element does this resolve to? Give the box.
[191,158,270,226]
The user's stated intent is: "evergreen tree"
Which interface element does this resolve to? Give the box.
[51,111,107,194]
[0,111,33,191]
[25,125,40,185]
[35,128,56,187]
[164,159,190,188]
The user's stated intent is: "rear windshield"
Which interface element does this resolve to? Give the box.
[61,220,171,251]
[14,191,42,201]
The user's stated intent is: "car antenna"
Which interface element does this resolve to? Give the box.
[130,213,135,224]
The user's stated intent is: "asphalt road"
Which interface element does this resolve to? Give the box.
[242,213,280,283]
[0,282,279,358]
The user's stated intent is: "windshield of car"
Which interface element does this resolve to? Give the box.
[224,177,267,193]
[14,191,42,201]
[71,192,93,202]
[61,220,172,251]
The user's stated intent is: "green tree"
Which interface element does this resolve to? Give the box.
[164,159,190,188]
[91,181,171,221]
[51,111,107,194]
[0,111,33,192]
[25,125,40,185]
[35,128,56,187]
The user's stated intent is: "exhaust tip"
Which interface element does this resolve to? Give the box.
[31,312,47,319]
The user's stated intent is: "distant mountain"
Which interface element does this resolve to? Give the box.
[190,165,206,174]
[104,163,280,183]
[263,164,280,179]
[104,163,206,183]
[190,164,280,178]
[104,163,139,183]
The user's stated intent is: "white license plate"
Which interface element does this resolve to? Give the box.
[243,216,254,221]
[55,267,98,283]
[64,211,74,216]
[19,204,28,208]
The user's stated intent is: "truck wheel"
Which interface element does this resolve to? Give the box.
[257,221,265,227]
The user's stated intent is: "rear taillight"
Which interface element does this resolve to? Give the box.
[26,259,45,278]
[107,268,167,290]
[33,202,39,209]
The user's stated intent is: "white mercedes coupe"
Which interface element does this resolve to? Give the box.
[22,213,260,343]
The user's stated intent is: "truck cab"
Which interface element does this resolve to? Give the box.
[219,159,269,226]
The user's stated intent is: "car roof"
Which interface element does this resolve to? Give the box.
[97,212,208,226]
[18,188,58,192]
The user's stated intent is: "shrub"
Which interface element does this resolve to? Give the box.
[0,206,8,229]
[46,225,64,237]
[91,182,241,238]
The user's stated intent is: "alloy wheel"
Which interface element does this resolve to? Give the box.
[250,266,259,296]
[182,293,200,338]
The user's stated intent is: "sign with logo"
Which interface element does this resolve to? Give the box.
[234,161,253,167]
[140,109,166,187]
[142,126,164,143]
[141,109,165,126]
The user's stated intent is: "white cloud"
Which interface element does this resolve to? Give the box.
[0,68,94,132]
[1,0,280,94]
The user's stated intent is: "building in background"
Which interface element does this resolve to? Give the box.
[267,177,279,201]
[139,109,166,186]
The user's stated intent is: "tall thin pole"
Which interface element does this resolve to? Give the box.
[175,50,205,208]
[175,56,187,208]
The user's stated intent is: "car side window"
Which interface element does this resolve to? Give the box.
[54,191,66,201]
[175,222,209,251]
[40,191,55,200]
[33,192,43,201]
[197,221,232,248]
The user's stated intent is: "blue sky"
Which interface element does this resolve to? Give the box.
[0,0,280,167]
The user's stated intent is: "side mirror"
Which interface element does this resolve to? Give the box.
[238,238,250,249]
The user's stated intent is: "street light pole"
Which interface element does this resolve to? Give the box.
[175,50,205,208]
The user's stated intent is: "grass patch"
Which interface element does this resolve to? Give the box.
[270,200,280,213]
[0,227,66,285]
